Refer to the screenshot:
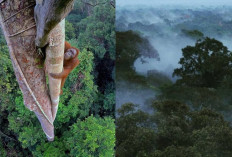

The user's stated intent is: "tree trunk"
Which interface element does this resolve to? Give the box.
[0,0,65,141]
[45,19,65,120]
[0,0,73,141]
[34,0,74,47]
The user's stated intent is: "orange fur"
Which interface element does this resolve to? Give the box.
[50,41,80,95]
[64,41,72,52]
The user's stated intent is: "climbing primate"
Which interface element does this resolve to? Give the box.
[50,41,80,94]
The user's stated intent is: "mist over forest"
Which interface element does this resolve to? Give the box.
[116,4,232,156]
[116,5,232,112]
[117,0,232,7]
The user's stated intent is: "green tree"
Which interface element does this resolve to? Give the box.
[0,47,115,156]
[116,101,232,157]
[116,31,158,69]
[116,103,156,157]
[77,0,115,59]
[116,31,159,87]
[181,29,204,40]
[67,1,115,116]
[173,37,232,88]
[65,115,115,157]
[0,45,33,156]
[65,21,76,40]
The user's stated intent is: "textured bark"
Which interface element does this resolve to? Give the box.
[45,19,65,120]
[0,0,54,141]
[34,0,74,47]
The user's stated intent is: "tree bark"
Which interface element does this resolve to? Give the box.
[45,19,65,120]
[0,0,52,141]
[0,0,72,141]
[34,0,74,47]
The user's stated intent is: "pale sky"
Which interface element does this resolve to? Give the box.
[117,0,232,7]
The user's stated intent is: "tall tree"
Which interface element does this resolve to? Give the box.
[0,0,74,140]
[173,37,232,88]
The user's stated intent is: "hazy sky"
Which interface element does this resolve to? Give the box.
[117,0,232,7]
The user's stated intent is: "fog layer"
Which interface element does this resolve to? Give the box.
[117,0,232,7]
[116,5,232,109]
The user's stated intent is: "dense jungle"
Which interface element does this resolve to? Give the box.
[116,3,232,157]
[0,0,115,156]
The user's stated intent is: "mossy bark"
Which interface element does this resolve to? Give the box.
[34,0,74,47]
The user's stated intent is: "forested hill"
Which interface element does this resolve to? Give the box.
[0,0,115,156]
